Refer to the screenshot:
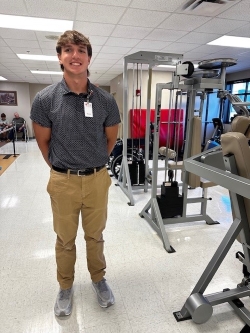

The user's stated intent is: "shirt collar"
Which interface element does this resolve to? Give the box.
[60,77,93,96]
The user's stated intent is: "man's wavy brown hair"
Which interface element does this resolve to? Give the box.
[56,30,92,76]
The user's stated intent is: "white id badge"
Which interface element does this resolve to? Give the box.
[84,102,93,117]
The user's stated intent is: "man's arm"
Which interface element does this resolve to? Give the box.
[32,121,52,167]
[105,124,119,155]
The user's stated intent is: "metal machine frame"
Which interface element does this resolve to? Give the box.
[139,75,224,253]
[118,51,183,206]
[174,146,250,327]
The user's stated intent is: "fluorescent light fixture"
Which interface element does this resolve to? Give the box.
[0,14,73,32]
[0,76,7,80]
[158,64,198,68]
[158,65,176,68]
[31,70,63,75]
[208,35,250,48]
[17,54,58,61]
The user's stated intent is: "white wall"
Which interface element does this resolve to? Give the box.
[226,69,250,82]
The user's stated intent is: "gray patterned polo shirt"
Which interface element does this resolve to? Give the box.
[30,78,121,169]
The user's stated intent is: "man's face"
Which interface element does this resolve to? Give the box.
[14,113,19,118]
[58,43,91,76]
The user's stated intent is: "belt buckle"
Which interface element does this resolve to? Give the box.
[77,169,86,176]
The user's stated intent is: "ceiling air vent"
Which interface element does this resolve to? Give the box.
[183,0,237,11]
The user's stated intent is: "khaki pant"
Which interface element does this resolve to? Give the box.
[47,167,111,289]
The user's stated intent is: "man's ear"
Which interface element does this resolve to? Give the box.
[57,53,62,64]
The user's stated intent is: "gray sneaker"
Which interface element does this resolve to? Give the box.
[54,287,73,317]
[92,278,115,308]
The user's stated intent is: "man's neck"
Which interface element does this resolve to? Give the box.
[64,73,88,95]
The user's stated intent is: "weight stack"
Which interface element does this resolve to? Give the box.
[128,160,145,185]
[157,181,183,218]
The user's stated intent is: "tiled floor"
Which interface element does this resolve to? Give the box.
[0,140,248,332]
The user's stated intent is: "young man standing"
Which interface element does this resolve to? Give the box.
[30,30,120,317]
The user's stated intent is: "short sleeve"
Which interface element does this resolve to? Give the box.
[30,92,52,128]
[104,95,121,127]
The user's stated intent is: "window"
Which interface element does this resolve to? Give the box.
[225,79,250,122]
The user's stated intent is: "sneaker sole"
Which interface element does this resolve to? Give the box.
[91,284,115,308]
[54,303,72,317]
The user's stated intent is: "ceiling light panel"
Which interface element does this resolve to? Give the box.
[17,54,58,61]
[208,36,250,48]
[0,14,73,32]
[31,70,63,75]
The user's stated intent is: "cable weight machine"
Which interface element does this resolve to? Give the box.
[117,51,184,206]
[139,58,237,253]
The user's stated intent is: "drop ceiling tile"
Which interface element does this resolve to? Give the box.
[145,29,188,42]
[90,45,102,54]
[5,39,40,48]
[0,39,7,47]
[90,36,109,46]
[104,37,140,48]
[76,3,126,24]
[111,25,152,39]
[218,0,250,21]
[74,21,115,37]
[135,40,170,51]
[25,0,77,20]
[0,46,15,53]
[195,18,248,34]
[38,41,56,50]
[89,64,111,71]
[130,0,187,12]
[10,47,43,54]
[0,0,28,15]
[211,47,249,58]
[159,13,211,31]
[92,58,122,65]
[46,64,61,70]
[229,23,250,38]
[0,29,37,40]
[162,42,201,53]
[78,0,131,5]
[41,49,58,56]
[118,8,171,28]
[177,32,222,44]
[190,45,226,54]
[101,46,132,54]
